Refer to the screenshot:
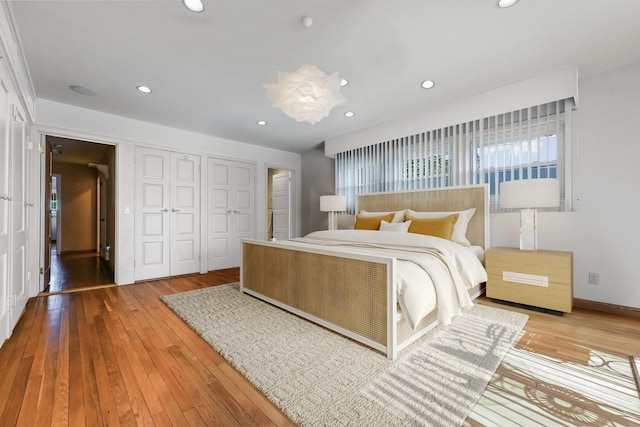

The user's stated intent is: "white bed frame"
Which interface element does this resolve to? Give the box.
[241,185,489,360]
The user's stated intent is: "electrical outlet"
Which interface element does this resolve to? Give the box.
[588,272,600,285]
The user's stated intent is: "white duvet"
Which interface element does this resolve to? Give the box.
[279,230,487,329]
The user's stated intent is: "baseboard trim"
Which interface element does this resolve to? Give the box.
[573,298,640,318]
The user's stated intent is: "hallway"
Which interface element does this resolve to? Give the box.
[45,244,114,294]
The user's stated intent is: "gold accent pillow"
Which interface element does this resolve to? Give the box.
[354,213,395,230]
[405,213,460,240]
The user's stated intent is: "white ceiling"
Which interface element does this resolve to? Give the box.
[9,0,640,154]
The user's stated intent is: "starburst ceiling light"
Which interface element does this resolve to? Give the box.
[264,65,347,125]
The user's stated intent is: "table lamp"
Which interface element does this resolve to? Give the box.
[500,178,560,250]
[320,195,346,230]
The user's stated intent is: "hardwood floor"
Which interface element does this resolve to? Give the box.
[1,269,639,426]
[46,244,114,293]
[1,269,292,426]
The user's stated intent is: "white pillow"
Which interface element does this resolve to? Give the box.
[379,220,411,232]
[405,208,476,246]
[359,209,406,223]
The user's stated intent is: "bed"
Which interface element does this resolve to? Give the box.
[240,185,489,360]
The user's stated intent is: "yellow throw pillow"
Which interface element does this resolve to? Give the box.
[405,213,459,240]
[354,213,395,230]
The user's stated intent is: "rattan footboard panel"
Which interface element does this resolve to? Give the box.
[242,241,388,345]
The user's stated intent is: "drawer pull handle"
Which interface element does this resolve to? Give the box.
[503,271,549,287]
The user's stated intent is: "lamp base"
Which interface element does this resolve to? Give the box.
[519,208,537,251]
[327,212,337,231]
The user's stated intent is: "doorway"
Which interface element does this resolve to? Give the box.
[42,136,116,293]
[267,168,293,241]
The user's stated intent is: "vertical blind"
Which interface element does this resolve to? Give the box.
[336,99,573,213]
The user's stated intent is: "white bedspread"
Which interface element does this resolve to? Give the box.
[279,230,487,328]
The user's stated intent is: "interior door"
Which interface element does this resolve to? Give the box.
[95,176,100,253]
[207,158,255,270]
[272,171,291,240]
[134,147,171,281]
[0,75,10,340]
[10,103,28,330]
[232,162,256,264]
[98,175,107,258]
[169,152,200,276]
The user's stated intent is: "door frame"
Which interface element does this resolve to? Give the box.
[96,175,100,253]
[52,173,61,248]
[36,128,118,293]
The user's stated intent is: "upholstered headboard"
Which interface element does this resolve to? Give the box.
[356,185,489,248]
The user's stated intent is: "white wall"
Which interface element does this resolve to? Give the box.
[492,61,640,308]
[324,63,640,309]
[562,62,639,306]
[300,144,335,235]
[34,100,302,287]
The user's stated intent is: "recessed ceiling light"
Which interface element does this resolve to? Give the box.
[344,111,355,118]
[69,85,97,96]
[421,80,435,89]
[136,85,152,94]
[496,0,519,8]
[182,0,204,12]
[257,120,267,126]
[340,79,349,87]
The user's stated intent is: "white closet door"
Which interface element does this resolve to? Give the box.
[207,158,255,270]
[135,147,171,281]
[272,171,291,241]
[0,76,10,341]
[232,162,256,264]
[10,103,28,331]
[170,153,200,276]
[207,159,233,270]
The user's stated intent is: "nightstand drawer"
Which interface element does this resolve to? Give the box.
[487,273,572,313]
[486,248,572,285]
[485,247,573,313]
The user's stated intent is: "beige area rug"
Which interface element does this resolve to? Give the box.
[162,283,528,426]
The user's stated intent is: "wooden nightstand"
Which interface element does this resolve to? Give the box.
[485,247,573,313]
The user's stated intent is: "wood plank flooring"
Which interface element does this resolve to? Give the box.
[1,268,639,426]
[46,245,114,293]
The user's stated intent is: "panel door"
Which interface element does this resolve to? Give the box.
[170,152,200,276]
[134,147,171,281]
[272,171,291,241]
[232,162,256,263]
[207,158,255,270]
[0,76,10,341]
[207,159,233,270]
[10,104,28,331]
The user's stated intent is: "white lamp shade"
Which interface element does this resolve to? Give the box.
[500,179,560,209]
[320,195,346,212]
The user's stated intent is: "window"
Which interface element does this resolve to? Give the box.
[336,99,573,213]
[50,176,58,211]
